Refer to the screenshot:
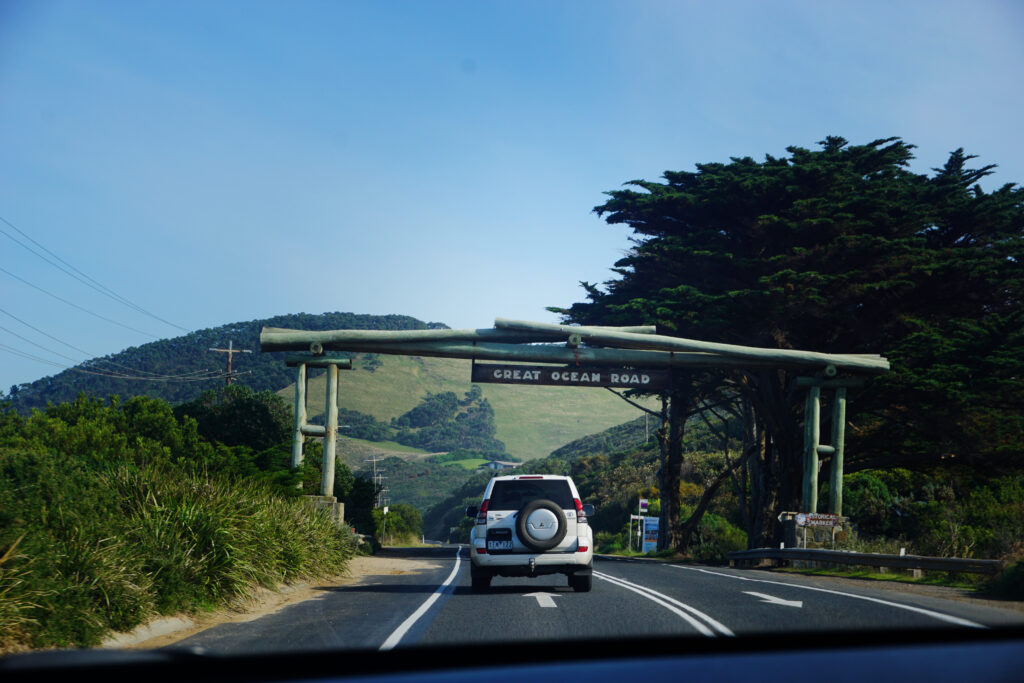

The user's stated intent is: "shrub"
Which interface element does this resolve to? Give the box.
[690,512,747,563]
[373,503,423,545]
[988,560,1024,601]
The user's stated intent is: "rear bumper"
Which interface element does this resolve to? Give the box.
[470,546,593,575]
[482,562,592,578]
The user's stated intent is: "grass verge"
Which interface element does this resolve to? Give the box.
[0,450,356,653]
[772,565,987,591]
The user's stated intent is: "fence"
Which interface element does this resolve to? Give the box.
[727,548,1003,576]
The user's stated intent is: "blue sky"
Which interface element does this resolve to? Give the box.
[1,0,1022,390]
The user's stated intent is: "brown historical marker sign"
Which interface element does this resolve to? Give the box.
[471,362,670,390]
[795,512,842,528]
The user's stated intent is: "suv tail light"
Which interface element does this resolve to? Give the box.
[476,499,489,525]
[575,498,587,524]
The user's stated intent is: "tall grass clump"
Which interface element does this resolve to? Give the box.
[0,395,356,653]
[110,464,354,614]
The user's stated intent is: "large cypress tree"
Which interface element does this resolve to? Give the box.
[557,137,1024,548]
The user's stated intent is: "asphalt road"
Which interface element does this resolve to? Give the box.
[173,546,1024,654]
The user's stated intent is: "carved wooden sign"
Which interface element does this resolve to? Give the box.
[471,362,670,390]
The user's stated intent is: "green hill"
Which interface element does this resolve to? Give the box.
[281,354,657,461]
[6,312,446,412]
[6,308,658,486]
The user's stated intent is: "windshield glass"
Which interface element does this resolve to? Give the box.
[489,479,575,510]
[2,0,1024,672]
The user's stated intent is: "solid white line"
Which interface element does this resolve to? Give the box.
[379,548,463,650]
[673,565,987,629]
[594,571,734,637]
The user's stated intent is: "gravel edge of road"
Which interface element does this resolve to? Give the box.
[102,553,446,650]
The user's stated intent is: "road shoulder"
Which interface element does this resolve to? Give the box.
[104,553,443,650]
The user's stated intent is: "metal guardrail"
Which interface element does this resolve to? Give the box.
[727,548,1004,576]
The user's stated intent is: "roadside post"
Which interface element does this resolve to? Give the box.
[285,355,352,525]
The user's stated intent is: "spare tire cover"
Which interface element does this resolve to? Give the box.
[516,498,567,551]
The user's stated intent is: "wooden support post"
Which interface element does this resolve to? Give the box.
[802,391,812,511]
[291,363,307,474]
[810,386,821,513]
[829,387,847,515]
[322,363,338,497]
[803,386,821,513]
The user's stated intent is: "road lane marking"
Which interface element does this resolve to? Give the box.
[594,571,734,637]
[379,548,463,650]
[744,591,803,607]
[673,566,986,629]
[524,592,558,608]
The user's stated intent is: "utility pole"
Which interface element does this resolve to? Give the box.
[209,340,252,385]
[365,457,389,508]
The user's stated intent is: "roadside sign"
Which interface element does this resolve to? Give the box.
[795,512,841,528]
[642,516,659,553]
[471,362,670,389]
[639,498,649,511]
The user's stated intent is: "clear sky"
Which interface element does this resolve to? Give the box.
[1,0,1022,390]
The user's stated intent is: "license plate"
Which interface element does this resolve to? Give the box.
[487,540,513,551]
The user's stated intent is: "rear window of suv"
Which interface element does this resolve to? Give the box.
[488,480,574,510]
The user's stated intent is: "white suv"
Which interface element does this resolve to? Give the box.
[465,474,594,592]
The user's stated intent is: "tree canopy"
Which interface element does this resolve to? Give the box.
[174,385,292,453]
[557,136,1024,546]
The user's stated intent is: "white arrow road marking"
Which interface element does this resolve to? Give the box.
[744,591,803,607]
[524,592,558,608]
[379,548,462,650]
[673,565,986,629]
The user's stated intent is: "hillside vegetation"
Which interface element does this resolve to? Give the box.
[6,312,446,412]
[5,310,656,464]
[287,354,656,460]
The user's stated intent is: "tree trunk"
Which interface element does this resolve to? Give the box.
[657,382,693,550]
[729,397,754,534]
[676,464,732,549]
[655,397,670,551]
[743,370,803,548]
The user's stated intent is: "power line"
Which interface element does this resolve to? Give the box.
[0,265,158,338]
[0,214,189,332]
[0,322,96,366]
[0,343,246,383]
[0,306,215,379]
[0,325,227,381]
[0,306,97,357]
